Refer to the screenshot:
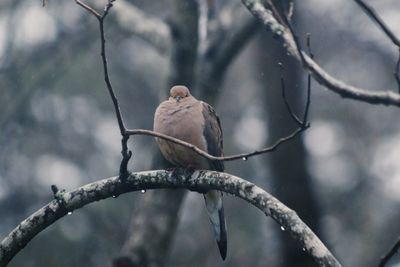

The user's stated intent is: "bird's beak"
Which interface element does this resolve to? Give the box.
[175,96,182,102]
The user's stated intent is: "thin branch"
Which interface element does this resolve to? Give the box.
[353,0,400,48]
[395,50,400,93]
[126,127,307,162]
[353,0,400,94]
[98,3,127,136]
[280,6,308,73]
[75,0,101,18]
[279,62,303,126]
[76,0,132,177]
[379,238,400,267]
[241,0,400,107]
[303,33,313,123]
[0,169,342,267]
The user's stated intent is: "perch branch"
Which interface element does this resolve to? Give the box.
[241,0,400,107]
[0,169,342,267]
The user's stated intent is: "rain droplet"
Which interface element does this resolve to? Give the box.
[242,157,248,161]
[280,226,285,231]
[141,189,146,193]
[302,247,306,251]
[67,211,73,215]
[112,195,117,198]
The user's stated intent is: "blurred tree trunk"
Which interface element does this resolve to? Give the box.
[256,33,321,267]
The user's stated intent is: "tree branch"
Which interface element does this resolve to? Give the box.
[125,127,306,162]
[76,0,132,178]
[75,0,101,18]
[353,0,400,48]
[352,0,400,94]
[241,0,400,107]
[396,51,400,93]
[113,0,172,55]
[0,169,342,267]
[379,237,400,267]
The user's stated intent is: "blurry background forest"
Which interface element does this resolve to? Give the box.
[1,0,400,266]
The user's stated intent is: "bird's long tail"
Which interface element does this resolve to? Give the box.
[204,190,227,260]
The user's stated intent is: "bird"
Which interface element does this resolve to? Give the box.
[153,85,227,260]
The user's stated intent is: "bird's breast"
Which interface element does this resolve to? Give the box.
[154,100,209,169]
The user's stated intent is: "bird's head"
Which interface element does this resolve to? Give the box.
[170,85,191,102]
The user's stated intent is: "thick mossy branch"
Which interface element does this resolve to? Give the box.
[0,169,341,267]
[241,0,400,107]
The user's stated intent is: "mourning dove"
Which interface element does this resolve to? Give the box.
[153,85,227,260]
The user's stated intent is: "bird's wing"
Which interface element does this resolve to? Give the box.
[201,101,224,172]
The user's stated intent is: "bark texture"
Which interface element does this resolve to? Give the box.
[0,168,342,267]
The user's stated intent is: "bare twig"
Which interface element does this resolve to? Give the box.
[0,169,342,267]
[241,0,400,107]
[277,14,312,128]
[76,0,132,178]
[303,33,313,123]
[395,50,400,93]
[126,126,306,162]
[353,0,400,48]
[278,62,303,126]
[379,238,400,267]
[75,0,101,18]
[353,0,400,94]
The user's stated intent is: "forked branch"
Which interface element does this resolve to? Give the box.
[241,0,400,107]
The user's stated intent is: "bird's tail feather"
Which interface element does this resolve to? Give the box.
[204,190,227,260]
